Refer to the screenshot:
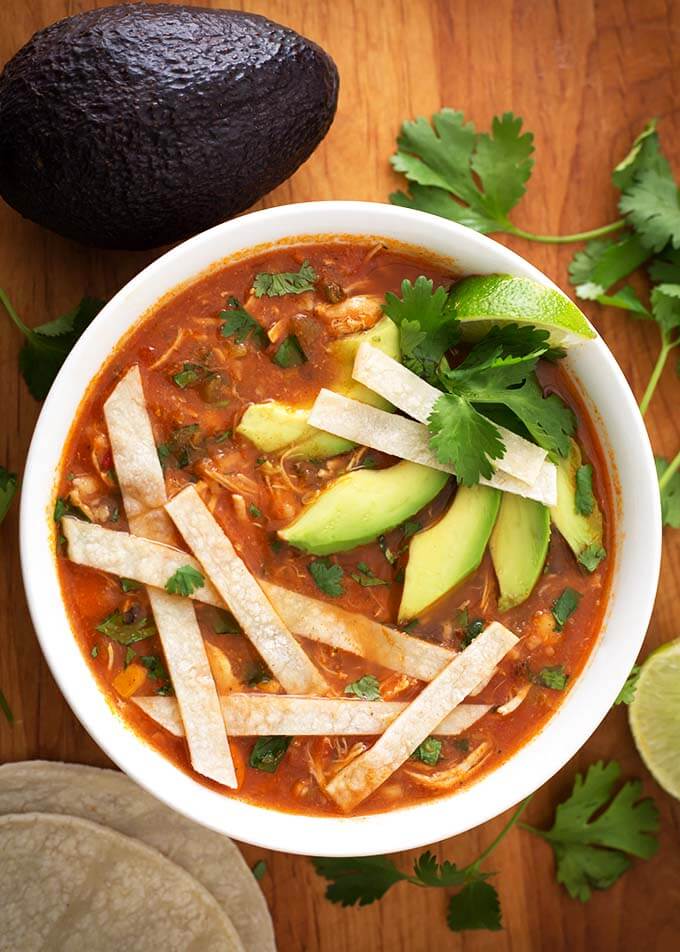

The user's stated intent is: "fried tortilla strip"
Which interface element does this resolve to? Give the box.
[308,389,557,506]
[62,520,457,682]
[325,622,518,812]
[134,694,491,738]
[104,367,237,788]
[165,485,328,695]
[353,343,547,485]
[261,582,454,681]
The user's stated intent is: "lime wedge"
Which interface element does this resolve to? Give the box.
[450,274,596,346]
[629,639,680,799]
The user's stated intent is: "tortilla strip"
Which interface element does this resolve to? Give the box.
[134,694,492,738]
[62,520,459,682]
[104,368,237,788]
[325,622,518,812]
[165,485,328,695]
[62,517,223,607]
[353,343,547,484]
[260,582,454,681]
[308,389,557,506]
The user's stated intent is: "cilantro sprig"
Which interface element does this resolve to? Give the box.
[253,260,317,297]
[390,110,623,244]
[523,761,659,901]
[219,297,267,347]
[165,564,205,597]
[0,290,105,400]
[383,276,460,383]
[0,466,18,525]
[313,797,530,931]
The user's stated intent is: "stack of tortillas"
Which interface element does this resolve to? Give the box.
[0,761,276,951]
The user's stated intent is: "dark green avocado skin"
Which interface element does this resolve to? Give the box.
[0,3,339,249]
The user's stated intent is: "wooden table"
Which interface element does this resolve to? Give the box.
[1,1,679,949]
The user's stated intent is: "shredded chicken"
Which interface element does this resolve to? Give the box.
[496,683,531,715]
[404,741,491,790]
[68,476,115,524]
[231,493,248,521]
[205,642,241,694]
[381,673,418,701]
[148,328,186,370]
[314,294,383,335]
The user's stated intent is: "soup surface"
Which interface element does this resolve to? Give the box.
[56,239,613,816]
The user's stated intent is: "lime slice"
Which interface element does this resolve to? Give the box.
[629,639,680,799]
[450,274,596,345]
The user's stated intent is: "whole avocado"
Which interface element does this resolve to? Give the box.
[0,3,338,249]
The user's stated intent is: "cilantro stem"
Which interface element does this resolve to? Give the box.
[0,288,30,336]
[470,796,533,869]
[659,448,680,492]
[639,331,679,417]
[507,219,626,245]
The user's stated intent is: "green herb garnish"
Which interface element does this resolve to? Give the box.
[140,655,169,682]
[95,610,156,646]
[250,736,291,773]
[211,608,240,635]
[0,687,14,725]
[344,675,381,701]
[120,577,140,593]
[614,666,641,705]
[578,544,607,572]
[90,645,99,659]
[532,665,569,691]
[165,565,205,596]
[351,562,389,587]
[248,503,262,519]
[272,335,307,368]
[157,423,201,469]
[172,362,205,389]
[53,496,90,523]
[308,558,344,597]
[461,618,485,647]
[522,761,659,901]
[0,466,18,525]
[219,297,267,346]
[657,456,680,528]
[253,261,317,297]
[552,588,581,631]
[252,860,267,881]
[412,737,442,766]
[383,276,460,383]
[0,291,105,400]
[574,464,595,516]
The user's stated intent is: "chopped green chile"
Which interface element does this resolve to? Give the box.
[250,736,292,772]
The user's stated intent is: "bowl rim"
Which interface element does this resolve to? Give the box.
[19,200,662,856]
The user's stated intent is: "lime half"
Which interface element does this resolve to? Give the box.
[450,274,596,346]
[629,639,680,799]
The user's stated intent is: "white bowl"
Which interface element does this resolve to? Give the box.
[20,202,661,856]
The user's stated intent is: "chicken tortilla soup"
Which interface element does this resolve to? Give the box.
[56,239,613,816]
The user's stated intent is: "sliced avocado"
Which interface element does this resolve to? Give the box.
[399,485,500,622]
[549,439,605,570]
[279,461,448,555]
[490,495,550,611]
[236,317,400,459]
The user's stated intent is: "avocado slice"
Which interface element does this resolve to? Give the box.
[0,5,338,249]
[236,317,400,459]
[399,485,501,622]
[549,439,605,569]
[279,461,448,555]
[490,495,550,612]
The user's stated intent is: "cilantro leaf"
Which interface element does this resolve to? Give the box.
[95,610,156,646]
[532,665,569,690]
[157,424,201,470]
[656,456,680,528]
[249,736,291,773]
[165,564,205,596]
[252,860,267,881]
[390,109,534,234]
[524,761,659,901]
[140,654,169,682]
[578,544,607,572]
[615,665,641,705]
[0,687,14,725]
[650,283,680,335]
[447,881,502,932]
[312,856,410,907]
[552,588,581,631]
[0,466,18,525]
[344,674,381,701]
[272,335,307,368]
[649,247,680,284]
[568,233,650,301]
[351,561,389,587]
[219,297,267,346]
[412,737,442,766]
[383,276,460,382]
[619,169,680,252]
[429,393,506,485]
[461,618,485,647]
[308,558,344,597]
[611,120,664,190]
[575,464,595,515]
[0,290,105,400]
[253,261,317,297]
[412,851,469,887]
[54,496,91,523]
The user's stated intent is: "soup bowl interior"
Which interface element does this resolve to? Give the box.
[20,202,661,856]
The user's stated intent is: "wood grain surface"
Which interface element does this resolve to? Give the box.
[1,1,679,949]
